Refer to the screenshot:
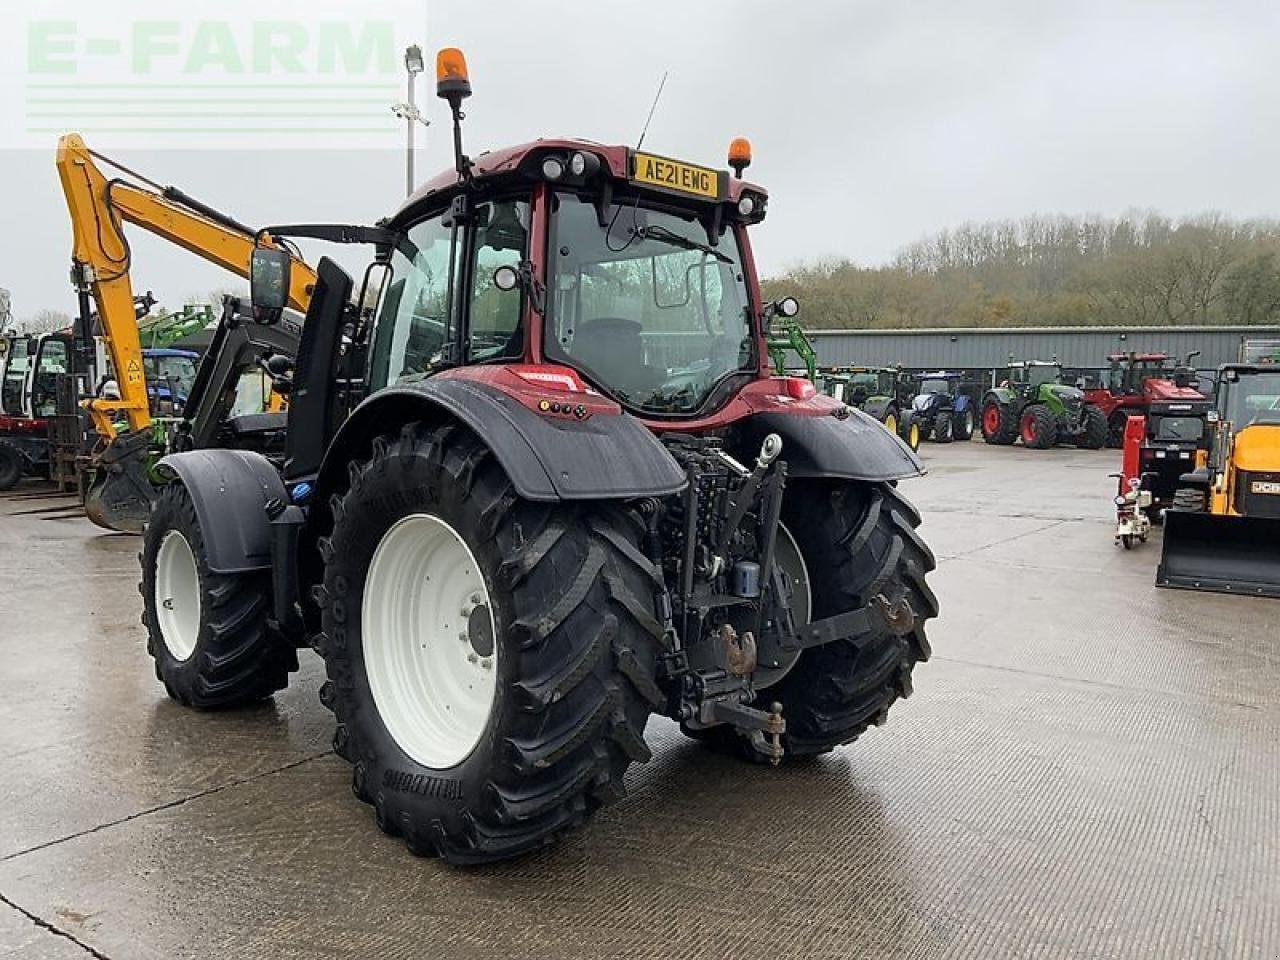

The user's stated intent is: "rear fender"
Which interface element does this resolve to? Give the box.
[736,408,924,482]
[983,388,1014,408]
[154,449,287,575]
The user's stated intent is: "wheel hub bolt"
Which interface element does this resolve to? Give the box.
[480,658,492,670]
[162,598,174,610]
[467,652,478,664]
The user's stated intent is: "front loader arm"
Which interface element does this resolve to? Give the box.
[56,133,315,439]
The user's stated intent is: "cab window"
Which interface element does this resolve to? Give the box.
[469,199,528,362]
[370,214,458,390]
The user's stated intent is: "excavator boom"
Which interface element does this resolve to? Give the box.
[55,133,315,440]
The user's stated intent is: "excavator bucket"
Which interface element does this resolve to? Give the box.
[82,431,156,534]
[1157,510,1280,598]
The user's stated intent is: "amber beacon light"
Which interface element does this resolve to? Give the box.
[436,47,471,101]
[728,137,752,177]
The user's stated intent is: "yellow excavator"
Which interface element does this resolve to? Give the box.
[1157,362,1280,597]
[56,134,316,531]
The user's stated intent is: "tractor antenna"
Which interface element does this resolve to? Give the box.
[635,71,668,152]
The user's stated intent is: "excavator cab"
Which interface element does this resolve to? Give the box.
[1157,364,1280,597]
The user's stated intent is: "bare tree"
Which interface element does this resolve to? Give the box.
[16,309,72,335]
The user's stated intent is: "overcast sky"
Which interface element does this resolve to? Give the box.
[3,0,1279,320]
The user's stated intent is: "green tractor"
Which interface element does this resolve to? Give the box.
[981,359,1107,449]
[815,366,921,451]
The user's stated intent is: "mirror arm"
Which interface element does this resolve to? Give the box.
[517,260,545,315]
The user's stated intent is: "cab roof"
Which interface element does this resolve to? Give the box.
[390,138,766,225]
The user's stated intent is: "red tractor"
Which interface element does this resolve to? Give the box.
[134,49,939,863]
[1083,351,1206,447]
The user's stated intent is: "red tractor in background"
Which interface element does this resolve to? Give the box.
[1084,351,1206,447]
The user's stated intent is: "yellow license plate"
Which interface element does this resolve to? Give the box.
[1251,480,1280,495]
[632,152,719,199]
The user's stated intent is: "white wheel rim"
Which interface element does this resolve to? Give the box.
[154,530,201,661]
[362,513,498,770]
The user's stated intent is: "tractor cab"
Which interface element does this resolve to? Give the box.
[1106,353,1171,395]
[1006,360,1063,390]
[365,134,773,421]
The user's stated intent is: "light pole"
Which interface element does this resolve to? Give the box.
[402,44,426,196]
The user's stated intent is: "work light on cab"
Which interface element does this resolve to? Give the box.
[542,156,565,180]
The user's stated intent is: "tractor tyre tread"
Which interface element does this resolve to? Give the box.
[687,480,937,762]
[317,422,663,864]
[1021,404,1057,449]
[1076,404,1108,450]
[140,483,297,709]
[982,401,1018,445]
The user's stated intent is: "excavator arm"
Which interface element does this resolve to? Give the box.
[55,133,316,440]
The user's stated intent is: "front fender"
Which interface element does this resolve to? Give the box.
[155,449,287,574]
[737,408,925,482]
[316,378,687,504]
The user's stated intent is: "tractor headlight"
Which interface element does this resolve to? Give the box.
[737,196,756,216]
[1114,495,1128,506]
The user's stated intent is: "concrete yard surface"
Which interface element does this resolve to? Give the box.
[0,441,1276,959]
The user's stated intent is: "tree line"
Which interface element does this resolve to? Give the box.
[762,211,1280,330]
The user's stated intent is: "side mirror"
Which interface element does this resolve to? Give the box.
[493,265,519,292]
[249,247,291,322]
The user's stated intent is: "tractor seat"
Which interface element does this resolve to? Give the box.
[572,317,661,394]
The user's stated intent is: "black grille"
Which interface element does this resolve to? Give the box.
[1236,471,1280,519]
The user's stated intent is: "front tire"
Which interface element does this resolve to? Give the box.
[1075,404,1108,449]
[932,411,954,444]
[954,407,975,441]
[140,483,297,708]
[898,411,921,451]
[316,423,664,864]
[982,401,1017,445]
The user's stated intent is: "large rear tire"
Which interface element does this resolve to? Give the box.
[982,401,1017,445]
[689,480,937,761]
[954,407,975,441]
[315,422,664,864]
[140,483,297,708]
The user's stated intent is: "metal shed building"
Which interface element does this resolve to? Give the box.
[808,325,1278,371]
